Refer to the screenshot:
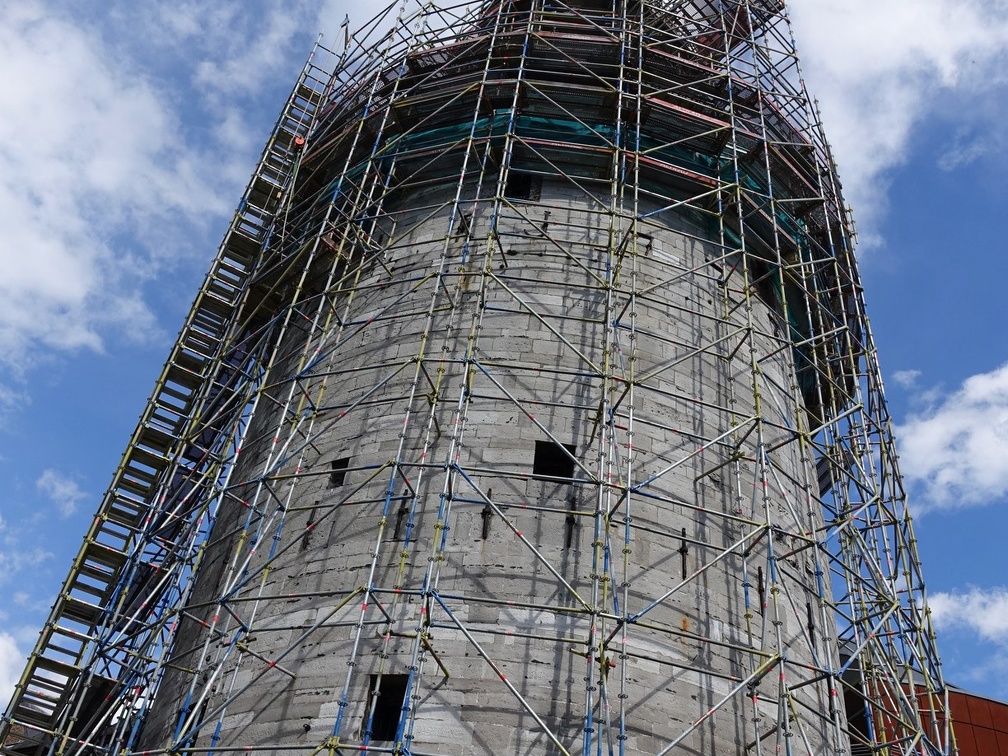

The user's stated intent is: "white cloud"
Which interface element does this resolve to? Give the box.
[0,1,248,379]
[894,363,1008,510]
[0,0,368,386]
[0,631,25,709]
[937,130,996,171]
[892,369,922,389]
[790,0,1008,242]
[36,469,88,518]
[0,547,52,587]
[932,587,1008,693]
[931,587,1008,642]
[0,384,28,427]
[193,7,306,98]
[0,509,53,582]
[0,516,51,580]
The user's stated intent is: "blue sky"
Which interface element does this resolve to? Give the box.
[1,0,1007,710]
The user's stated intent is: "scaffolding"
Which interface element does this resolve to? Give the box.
[2,0,952,754]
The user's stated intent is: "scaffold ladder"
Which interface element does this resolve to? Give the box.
[1,45,334,755]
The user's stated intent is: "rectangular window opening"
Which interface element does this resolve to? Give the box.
[533,440,576,480]
[367,673,409,742]
[504,172,542,201]
[329,456,350,488]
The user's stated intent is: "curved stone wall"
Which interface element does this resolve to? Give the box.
[140,178,839,755]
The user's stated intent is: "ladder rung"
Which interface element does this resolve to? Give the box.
[32,656,78,681]
[118,477,153,498]
[81,540,127,570]
[67,576,108,600]
[296,82,325,105]
[168,356,205,384]
[199,291,235,318]
[128,446,169,473]
[61,596,103,627]
[11,705,53,727]
[138,425,174,454]
[249,175,283,212]
[225,230,261,258]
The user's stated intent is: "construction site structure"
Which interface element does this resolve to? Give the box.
[2,0,952,754]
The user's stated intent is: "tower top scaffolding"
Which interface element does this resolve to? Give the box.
[3,1,951,754]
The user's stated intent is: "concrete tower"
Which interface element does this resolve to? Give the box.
[3,1,951,755]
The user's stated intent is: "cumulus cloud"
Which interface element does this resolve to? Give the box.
[0,0,363,388]
[892,369,921,389]
[931,586,1008,693]
[36,469,88,518]
[0,631,25,710]
[894,363,1008,510]
[931,587,1008,642]
[193,7,307,98]
[0,2,225,375]
[789,0,1008,242]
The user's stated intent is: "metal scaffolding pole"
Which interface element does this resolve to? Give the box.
[2,1,952,755]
